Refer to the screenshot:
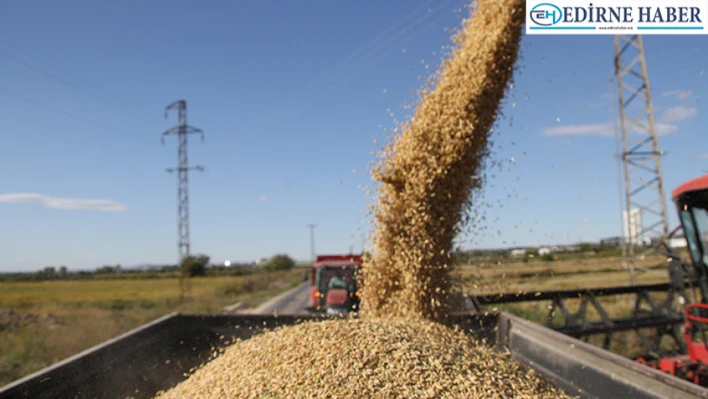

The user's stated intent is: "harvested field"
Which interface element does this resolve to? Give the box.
[0,270,303,386]
[156,317,570,399]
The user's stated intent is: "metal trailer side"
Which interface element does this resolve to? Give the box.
[1,312,707,399]
[489,313,708,399]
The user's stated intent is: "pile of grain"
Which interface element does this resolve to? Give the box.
[360,0,525,322]
[156,317,569,399]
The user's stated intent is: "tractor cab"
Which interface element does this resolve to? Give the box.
[660,174,708,385]
[672,174,708,300]
[309,254,362,315]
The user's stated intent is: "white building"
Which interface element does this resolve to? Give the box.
[623,208,644,246]
[538,247,552,256]
[668,237,687,248]
[509,249,527,258]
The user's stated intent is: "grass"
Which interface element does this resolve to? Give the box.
[0,269,304,387]
[457,255,669,295]
[0,256,684,385]
[456,255,682,359]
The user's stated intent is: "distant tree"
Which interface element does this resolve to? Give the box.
[579,242,594,252]
[264,254,295,271]
[38,266,56,279]
[182,254,209,277]
[96,265,115,274]
[59,266,68,277]
[161,265,179,273]
[195,255,210,268]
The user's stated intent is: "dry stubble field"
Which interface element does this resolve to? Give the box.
[458,255,680,358]
[0,269,304,386]
[0,255,682,386]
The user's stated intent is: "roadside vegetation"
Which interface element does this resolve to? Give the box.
[0,254,304,387]
[1,245,687,386]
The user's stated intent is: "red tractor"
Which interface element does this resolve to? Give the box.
[309,254,363,316]
[636,174,708,385]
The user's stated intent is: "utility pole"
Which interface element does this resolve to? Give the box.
[613,35,670,285]
[162,100,205,300]
[307,223,317,263]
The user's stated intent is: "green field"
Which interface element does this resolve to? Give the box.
[0,269,304,387]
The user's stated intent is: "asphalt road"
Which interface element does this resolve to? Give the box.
[249,281,312,315]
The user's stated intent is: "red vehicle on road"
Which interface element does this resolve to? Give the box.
[309,254,363,315]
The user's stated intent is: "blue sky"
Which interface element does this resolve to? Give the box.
[0,0,706,272]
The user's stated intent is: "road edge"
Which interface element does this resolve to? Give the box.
[242,281,310,315]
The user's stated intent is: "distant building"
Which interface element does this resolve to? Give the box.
[255,257,269,265]
[623,208,644,245]
[538,247,552,256]
[509,249,527,258]
[668,237,687,248]
[556,245,581,253]
[600,236,623,247]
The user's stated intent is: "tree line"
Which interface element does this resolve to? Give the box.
[0,253,298,282]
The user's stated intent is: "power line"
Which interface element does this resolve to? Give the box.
[1,41,154,117]
[278,0,439,105]
[0,88,154,145]
[298,2,456,114]
[0,44,162,127]
[266,0,452,122]
[284,0,455,113]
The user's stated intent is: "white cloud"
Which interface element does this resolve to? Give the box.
[660,105,697,123]
[543,91,694,139]
[259,195,267,201]
[0,193,127,212]
[661,89,683,98]
[700,153,708,159]
[543,122,678,138]
[654,123,679,136]
[661,89,692,100]
[543,123,613,137]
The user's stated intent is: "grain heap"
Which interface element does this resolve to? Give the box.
[154,1,571,398]
[156,317,569,399]
[360,0,525,322]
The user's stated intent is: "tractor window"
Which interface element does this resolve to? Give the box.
[318,267,354,292]
[682,209,706,268]
[692,206,708,266]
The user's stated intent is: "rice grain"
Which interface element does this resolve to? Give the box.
[155,318,569,399]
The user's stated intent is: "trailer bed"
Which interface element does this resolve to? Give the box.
[1,312,706,399]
